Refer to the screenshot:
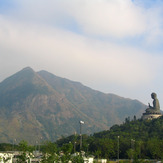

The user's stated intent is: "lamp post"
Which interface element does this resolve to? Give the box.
[74,132,77,153]
[79,121,84,151]
[39,137,42,152]
[131,139,135,162]
[12,138,16,151]
[74,141,76,153]
[117,136,120,162]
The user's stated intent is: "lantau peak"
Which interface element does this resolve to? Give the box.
[142,92,162,120]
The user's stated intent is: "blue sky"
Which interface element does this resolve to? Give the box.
[0,0,163,109]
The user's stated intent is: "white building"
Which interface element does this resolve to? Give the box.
[0,153,13,163]
[83,156,94,163]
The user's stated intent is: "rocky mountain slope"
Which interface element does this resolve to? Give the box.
[0,67,146,144]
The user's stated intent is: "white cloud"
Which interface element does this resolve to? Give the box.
[5,0,163,41]
[1,0,163,104]
[65,0,147,38]
[144,7,163,45]
[0,15,161,87]
[9,0,147,38]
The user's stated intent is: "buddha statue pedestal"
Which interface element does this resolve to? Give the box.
[142,112,162,120]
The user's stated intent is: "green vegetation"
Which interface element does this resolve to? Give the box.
[16,140,34,163]
[56,116,163,160]
[0,116,162,162]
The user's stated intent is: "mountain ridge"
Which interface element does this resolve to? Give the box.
[0,67,146,144]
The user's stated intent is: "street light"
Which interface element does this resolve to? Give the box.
[39,137,42,152]
[117,136,120,162]
[74,132,77,153]
[79,121,84,151]
[74,141,76,153]
[131,139,135,161]
[12,138,16,151]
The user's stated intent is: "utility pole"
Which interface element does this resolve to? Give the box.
[79,121,84,151]
[117,136,120,162]
[131,139,135,162]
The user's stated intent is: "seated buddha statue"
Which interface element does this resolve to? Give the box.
[146,92,161,114]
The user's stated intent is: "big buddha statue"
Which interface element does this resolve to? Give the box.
[142,92,162,120]
[145,92,160,114]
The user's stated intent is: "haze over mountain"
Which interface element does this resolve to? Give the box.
[0,67,146,144]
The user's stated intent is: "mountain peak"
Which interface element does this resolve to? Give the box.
[2,67,36,84]
[21,67,34,72]
[0,67,54,102]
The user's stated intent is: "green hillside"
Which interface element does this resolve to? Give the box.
[0,115,162,161]
[56,116,163,160]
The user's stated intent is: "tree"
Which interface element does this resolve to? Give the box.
[41,141,59,163]
[61,142,73,155]
[71,153,84,163]
[146,138,163,159]
[59,142,73,162]
[17,140,34,163]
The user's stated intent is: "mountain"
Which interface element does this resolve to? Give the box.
[0,67,146,144]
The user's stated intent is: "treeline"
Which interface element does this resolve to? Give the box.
[56,116,163,160]
[0,116,162,162]
[0,140,84,162]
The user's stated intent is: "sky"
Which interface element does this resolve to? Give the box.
[0,0,163,109]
